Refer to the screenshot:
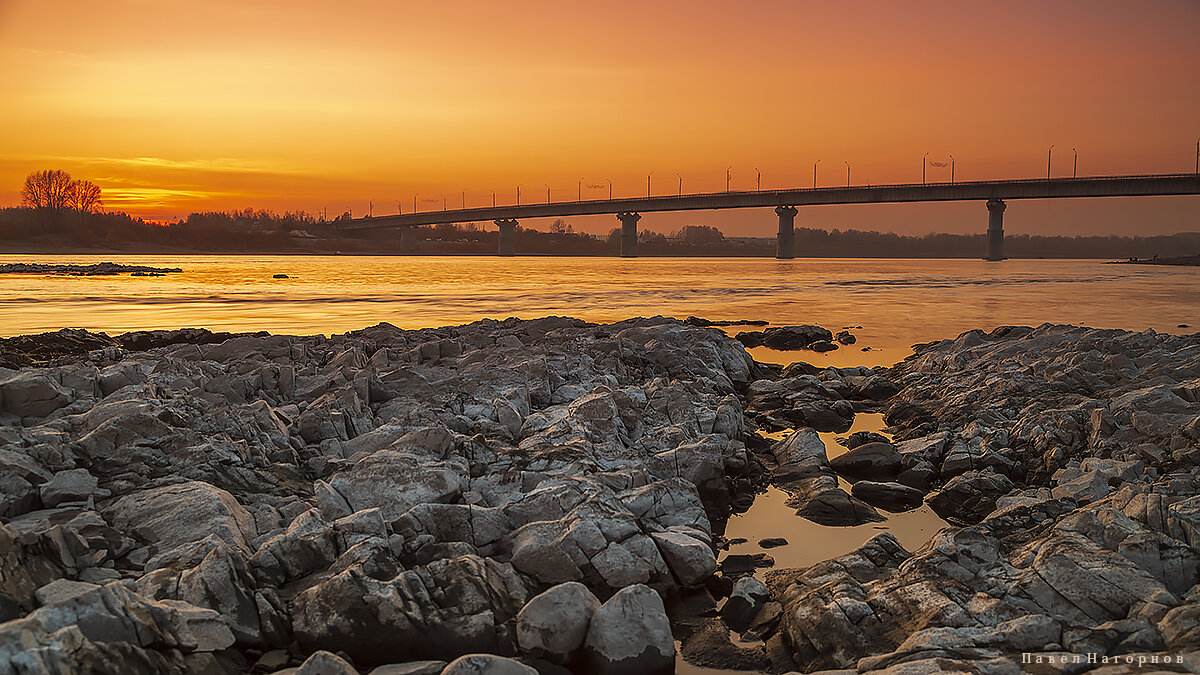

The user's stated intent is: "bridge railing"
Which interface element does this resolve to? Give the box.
[400,173,1199,215]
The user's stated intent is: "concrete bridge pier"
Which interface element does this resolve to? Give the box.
[984,198,1006,261]
[399,226,416,252]
[495,218,518,256]
[775,205,797,259]
[618,212,641,258]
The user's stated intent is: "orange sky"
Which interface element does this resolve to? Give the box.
[1,0,1197,236]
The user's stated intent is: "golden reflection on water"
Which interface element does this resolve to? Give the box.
[722,414,948,576]
[2,255,1196,369]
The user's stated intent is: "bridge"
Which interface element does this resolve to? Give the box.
[335,174,1200,260]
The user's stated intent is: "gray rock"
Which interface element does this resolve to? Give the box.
[296,651,358,675]
[440,654,537,675]
[650,530,716,586]
[829,442,902,481]
[39,469,98,508]
[850,480,925,512]
[516,581,600,662]
[584,584,675,675]
[0,372,72,417]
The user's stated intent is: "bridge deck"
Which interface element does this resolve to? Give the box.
[337,174,1200,230]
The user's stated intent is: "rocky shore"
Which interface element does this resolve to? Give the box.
[0,318,1197,674]
[0,262,183,276]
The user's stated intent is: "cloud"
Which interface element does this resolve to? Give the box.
[42,155,300,175]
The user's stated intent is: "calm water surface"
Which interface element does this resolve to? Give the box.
[2,255,1196,368]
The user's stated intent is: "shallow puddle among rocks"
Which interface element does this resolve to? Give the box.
[675,414,950,674]
[718,414,950,578]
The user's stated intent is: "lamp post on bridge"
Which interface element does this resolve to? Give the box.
[1073,149,1077,179]
[755,168,761,192]
[441,195,446,211]
[1047,144,1054,181]
[462,189,467,210]
[491,190,496,207]
[726,167,732,192]
[950,155,955,184]
[516,185,521,206]
[922,152,929,184]
[676,173,682,196]
[607,179,612,200]
[813,160,819,188]
[845,162,850,187]
[545,184,551,204]
[578,178,584,202]
[414,195,418,213]
[647,172,653,197]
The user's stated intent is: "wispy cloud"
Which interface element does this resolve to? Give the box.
[38,155,300,175]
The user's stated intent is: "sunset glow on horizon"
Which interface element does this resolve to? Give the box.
[1,0,1197,235]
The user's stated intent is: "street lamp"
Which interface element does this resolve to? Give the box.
[922,152,929,184]
[676,173,682,196]
[813,160,820,188]
[414,195,418,213]
[1073,148,1077,179]
[950,155,955,184]
[462,189,467,210]
[1047,144,1054,180]
[726,166,732,192]
[546,184,551,204]
[755,167,761,192]
[441,195,446,211]
[647,172,653,197]
[578,178,584,202]
[491,190,496,207]
[607,179,612,200]
[844,162,851,187]
[516,185,521,206]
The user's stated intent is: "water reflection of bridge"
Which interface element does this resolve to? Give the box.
[336,174,1200,260]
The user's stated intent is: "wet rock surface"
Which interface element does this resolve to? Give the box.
[768,324,1200,672]
[0,319,1197,673]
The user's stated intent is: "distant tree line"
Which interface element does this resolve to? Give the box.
[3,169,1197,257]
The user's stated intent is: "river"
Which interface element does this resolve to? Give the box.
[2,255,1196,370]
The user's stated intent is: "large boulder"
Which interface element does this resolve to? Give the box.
[925,470,1014,524]
[583,584,675,675]
[102,480,258,557]
[0,372,72,418]
[829,442,903,482]
[516,581,600,663]
[326,449,464,521]
[850,481,926,512]
[292,553,529,667]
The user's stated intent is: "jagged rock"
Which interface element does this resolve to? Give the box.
[516,581,600,663]
[850,481,926,512]
[0,372,72,417]
[721,576,769,631]
[649,531,716,586]
[326,450,464,521]
[925,470,1014,524]
[103,481,258,558]
[296,650,358,675]
[39,469,98,508]
[583,584,675,675]
[829,442,903,481]
[292,553,529,667]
